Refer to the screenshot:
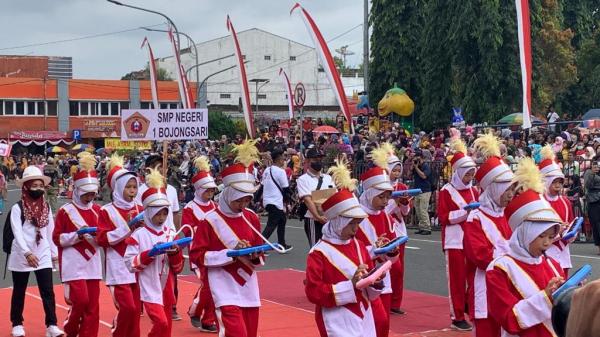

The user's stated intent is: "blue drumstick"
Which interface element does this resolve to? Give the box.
[552,264,591,300]
[562,217,584,241]
[373,236,409,255]
[76,227,97,235]
[128,212,144,227]
[464,202,481,210]
[149,237,193,257]
[391,189,422,198]
[226,244,274,257]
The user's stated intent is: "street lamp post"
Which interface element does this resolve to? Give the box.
[249,79,269,118]
[142,27,200,107]
[197,61,249,109]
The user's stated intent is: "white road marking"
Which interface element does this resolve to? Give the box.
[406,246,420,250]
[25,291,113,328]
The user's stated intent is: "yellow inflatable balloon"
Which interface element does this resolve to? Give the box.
[377,85,415,117]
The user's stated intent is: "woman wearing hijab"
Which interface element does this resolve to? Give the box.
[8,166,63,337]
[305,158,383,337]
[355,144,402,337]
[463,133,515,337]
[97,154,143,337]
[124,169,184,337]
[53,152,102,337]
[486,158,565,336]
[181,156,218,332]
[437,137,478,331]
[189,140,266,337]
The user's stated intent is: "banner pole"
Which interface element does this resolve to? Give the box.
[162,140,168,178]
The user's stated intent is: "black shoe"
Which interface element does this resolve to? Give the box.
[200,324,218,333]
[171,309,182,321]
[420,230,432,235]
[414,230,424,235]
[390,308,406,315]
[451,320,473,331]
[190,316,202,328]
[281,244,293,253]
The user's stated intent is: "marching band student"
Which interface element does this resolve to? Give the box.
[437,138,478,331]
[384,146,411,315]
[356,145,400,337]
[487,158,565,336]
[463,133,515,337]
[539,145,574,274]
[53,152,102,337]
[97,154,142,337]
[181,156,218,332]
[189,140,266,337]
[125,169,184,337]
[305,158,384,337]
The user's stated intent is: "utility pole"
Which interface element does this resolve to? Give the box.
[363,0,369,93]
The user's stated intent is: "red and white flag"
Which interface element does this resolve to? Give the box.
[141,37,159,109]
[167,27,193,109]
[279,68,294,120]
[291,3,354,134]
[515,0,532,129]
[227,15,255,138]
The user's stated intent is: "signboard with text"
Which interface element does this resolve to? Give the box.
[120,109,208,141]
[105,138,152,150]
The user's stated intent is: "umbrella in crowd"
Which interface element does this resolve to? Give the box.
[497,113,543,125]
[582,108,600,120]
[46,146,67,153]
[312,125,339,134]
[71,144,94,152]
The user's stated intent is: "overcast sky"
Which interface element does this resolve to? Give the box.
[0,0,366,79]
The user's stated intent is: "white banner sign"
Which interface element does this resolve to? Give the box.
[0,143,11,157]
[120,109,208,141]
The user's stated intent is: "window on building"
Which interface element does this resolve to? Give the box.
[26,101,36,115]
[140,102,151,109]
[257,94,267,100]
[0,101,3,115]
[80,102,89,115]
[5,101,14,115]
[111,102,119,116]
[100,102,109,116]
[318,66,325,72]
[47,101,57,116]
[120,102,129,110]
[220,93,231,99]
[69,101,78,116]
[289,56,296,61]
[264,55,271,61]
[90,102,98,116]
[15,101,25,115]
[160,103,168,109]
[37,101,46,116]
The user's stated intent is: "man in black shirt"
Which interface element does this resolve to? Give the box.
[411,150,433,235]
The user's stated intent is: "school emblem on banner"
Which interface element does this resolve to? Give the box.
[123,112,150,139]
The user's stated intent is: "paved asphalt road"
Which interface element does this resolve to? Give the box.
[1,182,600,295]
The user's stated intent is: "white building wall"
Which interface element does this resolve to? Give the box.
[156,29,363,110]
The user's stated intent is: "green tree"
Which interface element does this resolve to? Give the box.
[207,111,237,140]
[121,65,173,81]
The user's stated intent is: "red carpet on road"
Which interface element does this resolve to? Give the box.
[0,269,468,337]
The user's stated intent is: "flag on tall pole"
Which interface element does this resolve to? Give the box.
[141,37,159,109]
[279,68,294,120]
[515,0,532,129]
[167,27,193,109]
[291,3,354,134]
[227,15,255,138]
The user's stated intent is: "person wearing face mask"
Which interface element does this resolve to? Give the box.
[52,152,102,337]
[189,140,266,337]
[181,156,218,332]
[125,169,184,337]
[354,147,401,337]
[538,145,574,275]
[463,133,515,337]
[297,147,334,247]
[305,159,383,337]
[8,166,63,337]
[437,137,478,332]
[486,158,565,337]
[96,154,143,337]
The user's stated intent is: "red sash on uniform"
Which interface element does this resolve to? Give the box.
[62,203,98,261]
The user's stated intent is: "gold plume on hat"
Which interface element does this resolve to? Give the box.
[327,157,357,192]
[473,132,500,159]
[232,139,261,167]
[145,168,164,189]
[194,156,211,173]
[540,144,555,161]
[106,153,124,172]
[77,152,96,171]
[371,143,392,169]
[450,138,468,155]
[512,157,544,194]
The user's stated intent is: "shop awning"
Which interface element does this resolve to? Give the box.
[8,131,74,145]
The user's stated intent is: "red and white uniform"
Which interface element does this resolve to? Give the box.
[190,208,264,337]
[306,238,381,337]
[385,182,410,312]
[487,256,564,337]
[125,223,184,337]
[182,199,217,326]
[53,202,102,337]
[464,155,514,336]
[438,184,478,322]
